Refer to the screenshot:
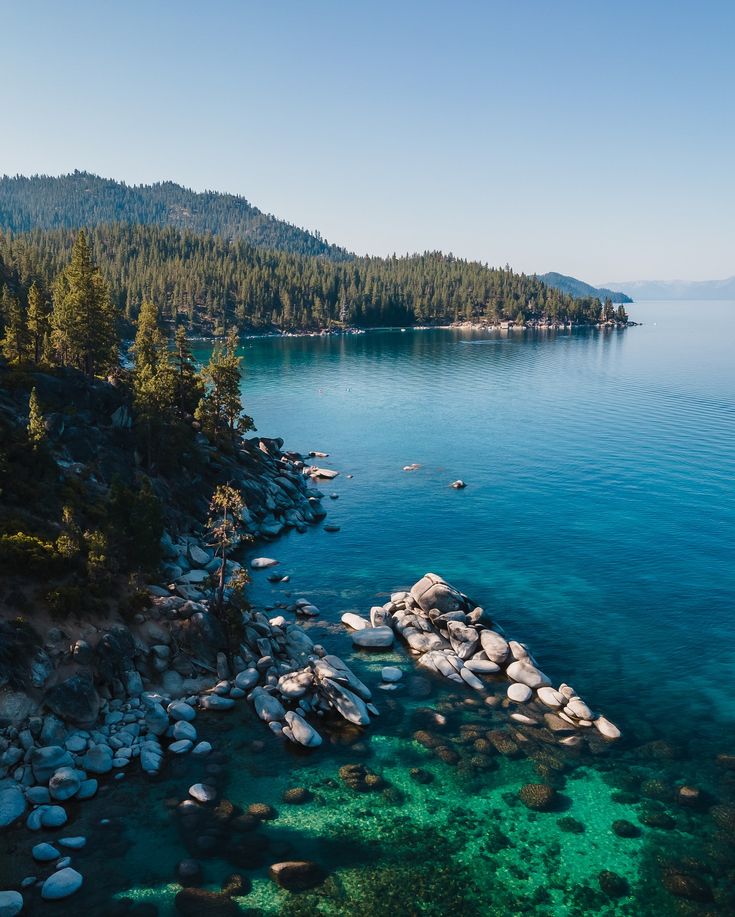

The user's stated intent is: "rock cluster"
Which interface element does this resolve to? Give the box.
[342,573,621,748]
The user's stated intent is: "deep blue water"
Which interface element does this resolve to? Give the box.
[227,301,734,744]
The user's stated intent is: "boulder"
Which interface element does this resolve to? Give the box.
[507,683,532,703]
[410,573,465,614]
[32,842,60,862]
[169,739,193,754]
[351,627,394,649]
[144,703,170,736]
[27,805,67,830]
[0,786,26,828]
[82,745,113,774]
[506,660,551,689]
[341,612,371,631]
[199,695,235,711]
[41,867,83,900]
[48,767,82,801]
[283,711,322,748]
[173,721,197,742]
[594,716,621,740]
[168,701,197,722]
[536,687,565,709]
[478,630,510,665]
[381,666,403,683]
[189,545,211,567]
[447,621,479,659]
[44,673,100,725]
[0,891,23,917]
[269,860,324,891]
[464,658,500,674]
[189,783,217,804]
[234,668,259,691]
[250,688,285,723]
[250,557,279,569]
[31,746,73,784]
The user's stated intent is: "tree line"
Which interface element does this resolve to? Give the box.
[0,171,349,260]
[0,230,253,467]
[0,223,627,335]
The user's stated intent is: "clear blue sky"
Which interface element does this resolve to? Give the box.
[3,0,733,282]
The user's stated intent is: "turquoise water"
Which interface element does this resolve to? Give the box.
[4,302,734,914]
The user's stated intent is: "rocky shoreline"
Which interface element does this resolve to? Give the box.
[0,435,377,910]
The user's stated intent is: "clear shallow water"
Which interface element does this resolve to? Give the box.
[4,302,735,915]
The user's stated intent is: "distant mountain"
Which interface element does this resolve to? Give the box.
[0,171,351,260]
[540,272,632,303]
[605,277,735,301]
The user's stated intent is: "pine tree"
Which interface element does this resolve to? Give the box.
[131,299,176,467]
[27,387,45,449]
[195,328,254,447]
[0,289,31,363]
[206,483,245,619]
[51,230,118,376]
[26,282,50,364]
[173,325,203,418]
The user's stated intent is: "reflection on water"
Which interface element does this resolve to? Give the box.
[3,303,734,913]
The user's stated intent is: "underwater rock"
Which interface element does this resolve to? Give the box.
[282,787,310,804]
[381,666,403,682]
[518,783,558,811]
[247,803,277,821]
[41,867,83,900]
[0,891,23,917]
[269,860,325,891]
[661,871,713,902]
[612,819,641,838]
[174,887,239,916]
[351,626,394,648]
[598,870,630,898]
[339,763,384,792]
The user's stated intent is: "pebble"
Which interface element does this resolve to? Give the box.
[192,742,212,757]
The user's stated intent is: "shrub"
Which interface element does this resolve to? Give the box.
[0,532,62,576]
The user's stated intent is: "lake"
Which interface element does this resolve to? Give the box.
[5,302,734,915]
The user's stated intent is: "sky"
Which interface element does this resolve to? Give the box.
[2,0,734,282]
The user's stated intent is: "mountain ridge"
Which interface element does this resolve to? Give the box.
[0,171,351,261]
[539,272,632,303]
[604,276,735,301]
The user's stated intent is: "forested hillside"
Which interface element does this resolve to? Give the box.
[0,224,626,334]
[540,272,632,304]
[0,172,349,260]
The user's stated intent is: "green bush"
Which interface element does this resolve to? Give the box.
[0,532,62,576]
